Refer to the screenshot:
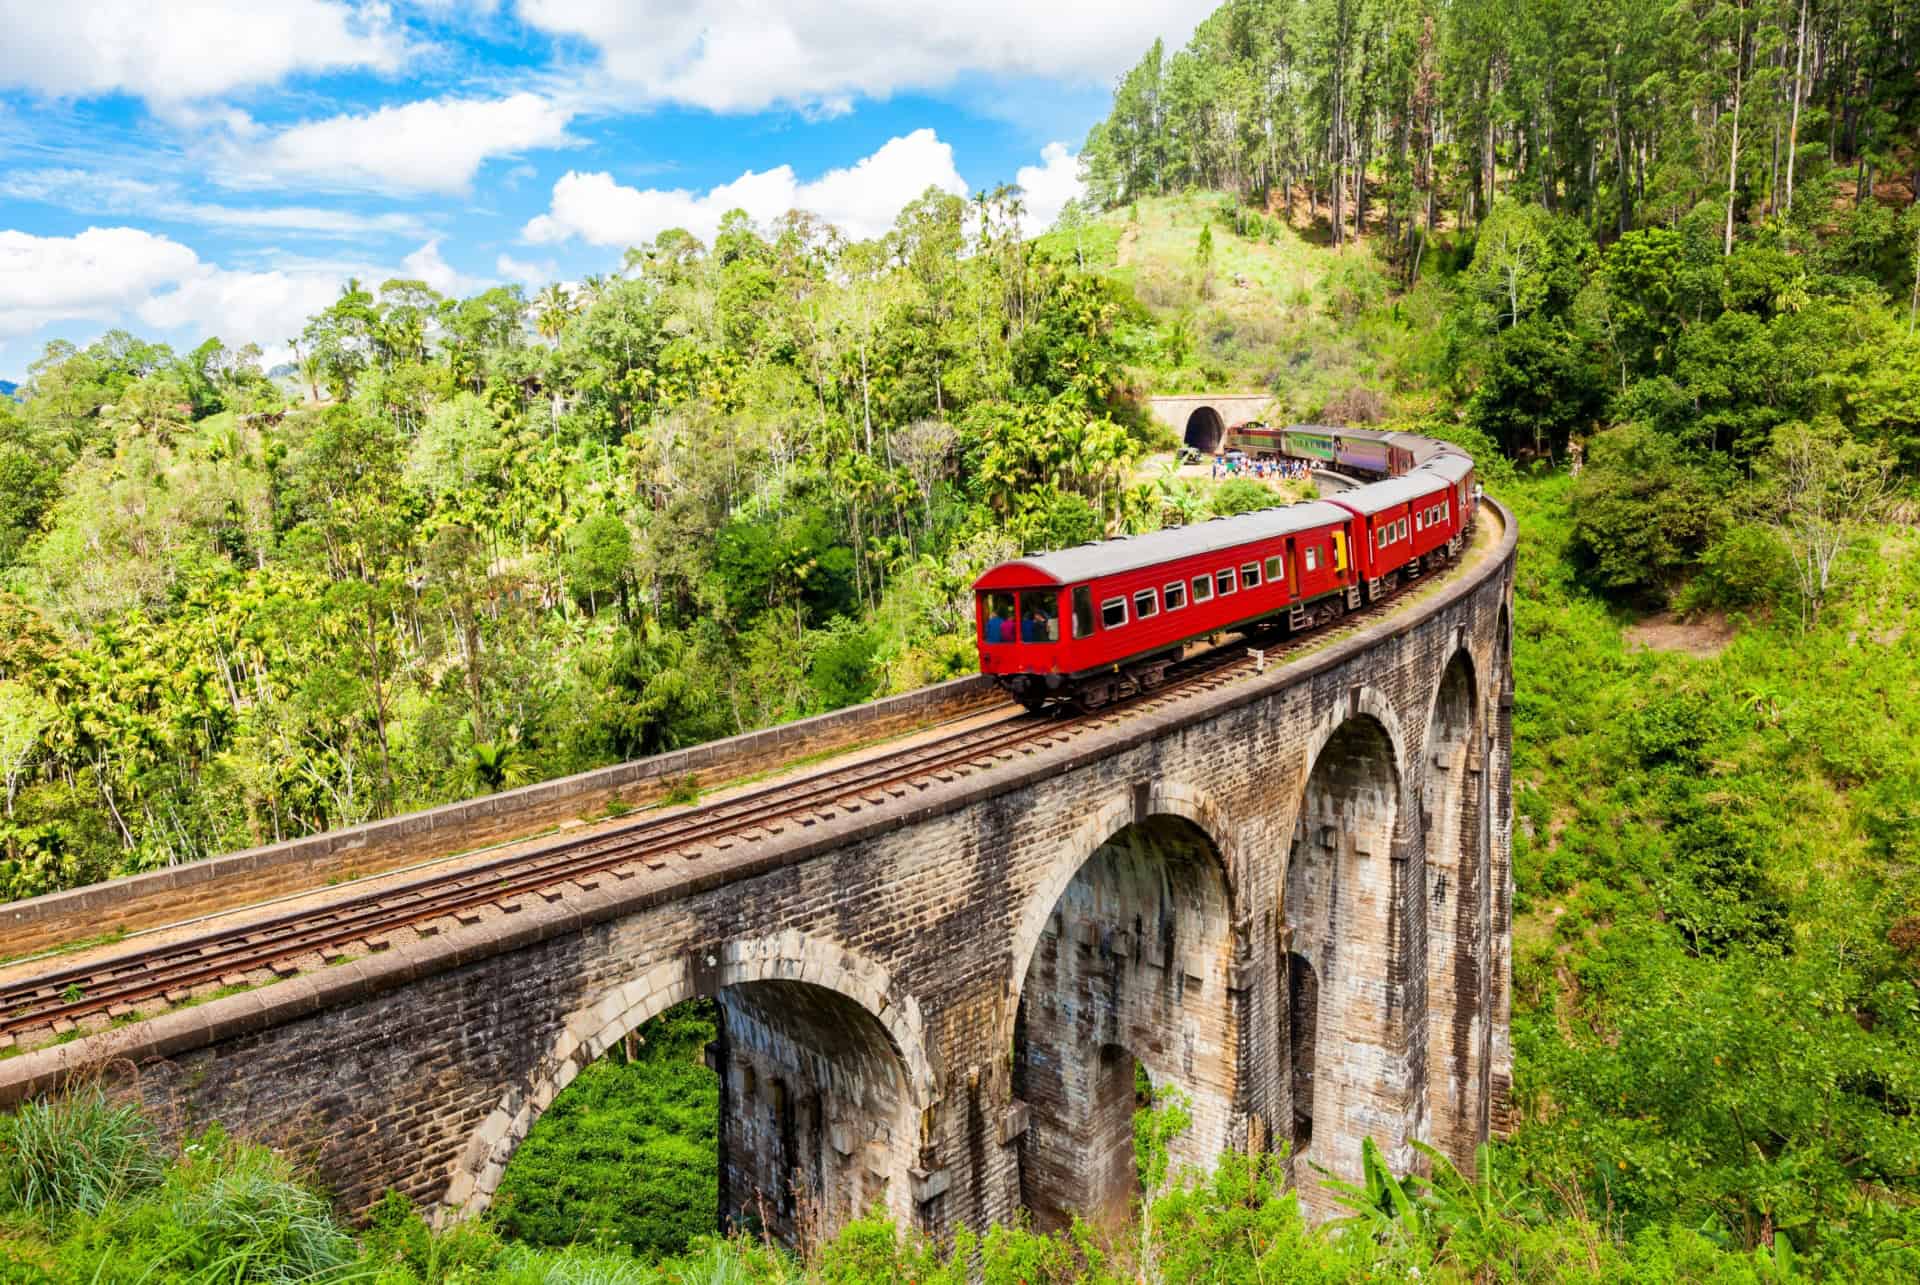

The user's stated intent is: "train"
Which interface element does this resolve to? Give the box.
[1223,422,1453,480]
[973,427,1476,710]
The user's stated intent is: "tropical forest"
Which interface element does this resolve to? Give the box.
[3,0,1920,1279]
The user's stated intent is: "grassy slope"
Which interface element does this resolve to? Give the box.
[1040,192,1456,419]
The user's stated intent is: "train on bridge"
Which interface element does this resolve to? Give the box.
[974,426,1476,710]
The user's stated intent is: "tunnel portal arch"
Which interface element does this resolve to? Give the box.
[1184,406,1227,454]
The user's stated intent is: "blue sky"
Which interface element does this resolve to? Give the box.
[0,0,1213,380]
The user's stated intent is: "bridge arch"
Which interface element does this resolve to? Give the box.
[1282,702,1406,1208]
[1420,647,1488,1163]
[1008,785,1241,1232]
[1184,405,1227,454]
[448,934,934,1242]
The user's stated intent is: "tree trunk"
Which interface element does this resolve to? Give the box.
[1724,2,1747,256]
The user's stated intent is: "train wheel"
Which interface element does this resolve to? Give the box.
[1017,694,1049,714]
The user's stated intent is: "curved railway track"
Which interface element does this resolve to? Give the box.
[1,533,1479,1044]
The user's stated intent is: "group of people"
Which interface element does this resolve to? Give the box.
[1211,453,1310,484]
[984,594,1060,644]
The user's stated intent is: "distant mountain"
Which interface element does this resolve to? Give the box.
[265,363,296,380]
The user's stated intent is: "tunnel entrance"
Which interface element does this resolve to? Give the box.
[1183,406,1226,454]
[1014,813,1237,1233]
[1285,714,1401,1202]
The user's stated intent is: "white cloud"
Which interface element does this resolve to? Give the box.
[525,128,965,248]
[0,169,428,240]
[138,269,343,355]
[516,0,1213,113]
[496,253,558,285]
[0,227,201,336]
[0,0,407,103]
[399,238,480,295]
[234,93,577,195]
[0,225,477,357]
[1014,142,1085,236]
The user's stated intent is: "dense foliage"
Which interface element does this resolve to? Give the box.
[0,192,1199,901]
[491,1000,720,1256]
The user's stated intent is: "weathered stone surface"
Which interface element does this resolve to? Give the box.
[0,505,1516,1250]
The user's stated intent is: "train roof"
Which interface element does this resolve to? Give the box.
[975,499,1355,588]
[1422,452,1474,483]
[1327,471,1453,517]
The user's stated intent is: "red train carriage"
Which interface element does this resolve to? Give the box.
[1422,450,1476,524]
[1327,465,1469,602]
[973,501,1358,710]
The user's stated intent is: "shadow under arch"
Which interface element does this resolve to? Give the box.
[1184,406,1226,454]
[1420,647,1489,1166]
[1011,805,1240,1234]
[446,935,935,1247]
[1283,709,1405,1214]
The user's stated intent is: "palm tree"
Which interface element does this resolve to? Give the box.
[287,340,322,403]
[533,283,575,342]
[575,273,609,309]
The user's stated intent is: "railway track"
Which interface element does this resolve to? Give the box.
[0,537,1475,1045]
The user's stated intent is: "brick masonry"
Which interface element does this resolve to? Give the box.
[1,503,1517,1247]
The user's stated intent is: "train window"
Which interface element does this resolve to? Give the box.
[1241,561,1261,589]
[1133,588,1159,620]
[1215,568,1237,596]
[982,591,1017,644]
[1400,518,1409,540]
[1192,575,1213,604]
[1101,596,1127,629]
[1376,526,1388,549]
[1265,555,1283,581]
[1072,586,1095,638]
[1304,547,1320,572]
[1019,591,1060,642]
[1164,580,1187,610]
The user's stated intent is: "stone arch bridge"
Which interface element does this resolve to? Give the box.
[1147,392,1276,454]
[2,506,1516,1243]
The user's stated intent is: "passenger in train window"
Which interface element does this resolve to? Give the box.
[985,592,1015,643]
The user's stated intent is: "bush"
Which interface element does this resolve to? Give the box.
[1677,522,1792,614]
[1207,478,1277,517]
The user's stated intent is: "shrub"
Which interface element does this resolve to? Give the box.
[1207,479,1276,518]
